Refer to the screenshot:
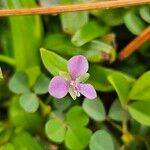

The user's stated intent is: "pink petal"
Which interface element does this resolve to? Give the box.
[48,76,69,99]
[68,55,89,80]
[77,83,97,99]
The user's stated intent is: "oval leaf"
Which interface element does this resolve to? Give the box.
[83,97,106,122]
[20,93,39,113]
[90,130,114,150]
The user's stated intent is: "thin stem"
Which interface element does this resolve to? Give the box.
[119,26,150,60]
[122,107,128,134]
[0,0,150,17]
[0,55,16,66]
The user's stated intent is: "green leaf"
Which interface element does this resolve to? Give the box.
[20,93,39,113]
[9,71,29,94]
[25,66,41,87]
[108,100,123,121]
[40,48,67,76]
[90,130,114,150]
[0,143,15,150]
[0,67,3,79]
[33,74,50,95]
[83,40,116,63]
[140,5,150,23]
[5,0,43,70]
[66,106,89,127]
[88,65,115,92]
[71,21,109,47]
[130,71,150,101]
[9,96,41,133]
[52,96,72,111]
[65,127,92,150]
[11,131,42,150]
[83,97,106,122]
[108,72,134,105]
[60,0,89,34]
[129,101,150,126]
[45,119,66,143]
[124,11,146,35]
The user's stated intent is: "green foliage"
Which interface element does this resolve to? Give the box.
[83,97,106,122]
[40,48,67,76]
[139,5,150,23]
[129,71,150,101]
[90,130,114,150]
[71,21,109,46]
[9,71,29,94]
[20,93,39,113]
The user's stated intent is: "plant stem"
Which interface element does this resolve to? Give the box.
[122,106,128,134]
[0,0,150,17]
[119,26,150,60]
[0,55,16,66]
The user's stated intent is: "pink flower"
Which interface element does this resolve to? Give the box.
[48,55,97,100]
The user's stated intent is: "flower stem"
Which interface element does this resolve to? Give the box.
[0,55,16,66]
[0,0,150,17]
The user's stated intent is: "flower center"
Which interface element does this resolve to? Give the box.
[69,80,80,97]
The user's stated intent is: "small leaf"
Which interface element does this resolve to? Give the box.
[90,130,114,150]
[65,127,92,150]
[83,97,106,122]
[129,71,150,101]
[66,106,89,127]
[40,48,67,76]
[124,11,146,35]
[20,93,39,113]
[45,119,66,143]
[33,74,50,95]
[60,0,89,34]
[71,21,109,47]
[25,66,41,87]
[108,100,123,121]
[140,5,150,23]
[11,131,42,150]
[9,71,29,94]
[77,73,90,82]
[129,101,150,126]
[108,72,134,105]
[52,96,72,111]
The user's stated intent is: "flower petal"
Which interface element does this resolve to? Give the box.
[77,83,97,99]
[68,55,89,79]
[48,76,69,99]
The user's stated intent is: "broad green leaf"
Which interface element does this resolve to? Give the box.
[71,21,109,47]
[83,97,106,122]
[11,131,42,150]
[60,0,88,34]
[5,0,43,70]
[90,130,114,150]
[40,48,67,76]
[25,66,41,87]
[108,72,133,105]
[65,127,92,150]
[0,67,3,78]
[52,96,72,111]
[9,71,29,94]
[95,8,126,26]
[9,96,41,133]
[129,101,150,126]
[130,71,150,101]
[108,100,123,121]
[20,93,39,113]
[0,143,14,150]
[66,106,89,127]
[124,11,146,35]
[140,5,150,23]
[45,119,66,143]
[88,65,115,92]
[83,40,116,63]
[33,74,50,95]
